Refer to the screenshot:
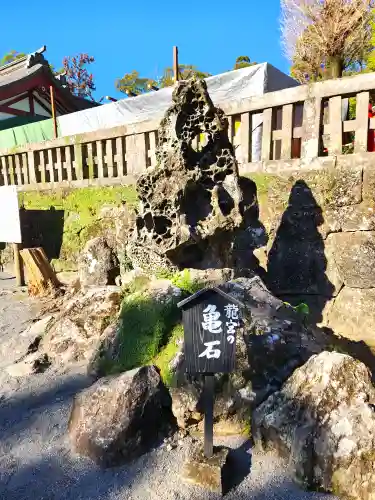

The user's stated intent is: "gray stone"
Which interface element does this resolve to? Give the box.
[328,287,375,349]
[87,320,122,378]
[41,286,122,366]
[325,204,375,233]
[327,232,375,288]
[182,445,230,494]
[253,351,375,499]
[78,237,119,287]
[68,365,173,466]
[20,315,54,339]
[170,276,324,429]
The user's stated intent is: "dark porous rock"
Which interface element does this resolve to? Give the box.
[79,237,119,287]
[253,351,375,499]
[126,78,260,273]
[170,276,323,430]
[69,365,174,467]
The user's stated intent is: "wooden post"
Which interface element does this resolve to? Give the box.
[50,86,58,139]
[13,243,24,286]
[173,46,179,83]
[204,374,214,458]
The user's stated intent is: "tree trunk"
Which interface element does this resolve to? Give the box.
[326,56,343,79]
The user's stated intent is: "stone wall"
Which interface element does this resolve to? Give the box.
[249,153,375,349]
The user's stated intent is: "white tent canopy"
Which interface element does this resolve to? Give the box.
[58,63,299,161]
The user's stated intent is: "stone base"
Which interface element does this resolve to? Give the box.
[181,445,230,494]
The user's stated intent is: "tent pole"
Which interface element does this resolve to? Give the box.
[50,86,58,139]
[173,46,179,83]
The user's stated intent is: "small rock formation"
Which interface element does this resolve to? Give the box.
[42,286,121,366]
[170,275,323,431]
[68,365,174,466]
[126,78,260,273]
[87,320,122,378]
[78,237,119,287]
[253,351,375,499]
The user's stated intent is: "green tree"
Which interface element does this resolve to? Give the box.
[116,64,211,96]
[0,50,26,66]
[233,55,257,69]
[160,64,211,87]
[282,0,374,82]
[115,70,156,95]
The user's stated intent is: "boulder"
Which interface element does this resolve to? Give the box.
[68,365,174,466]
[78,237,119,287]
[126,78,260,273]
[253,351,375,499]
[170,276,323,430]
[41,286,122,366]
[87,320,122,378]
[326,232,375,288]
[328,287,375,349]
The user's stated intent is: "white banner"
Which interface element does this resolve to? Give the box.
[0,186,21,243]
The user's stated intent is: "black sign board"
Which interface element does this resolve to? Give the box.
[178,286,244,459]
[178,287,243,374]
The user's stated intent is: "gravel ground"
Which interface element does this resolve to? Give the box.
[0,276,338,500]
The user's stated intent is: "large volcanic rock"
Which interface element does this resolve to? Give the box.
[253,351,375,499]
[126,78,261,273]
[169,276,323,431]
[68,365,173,466]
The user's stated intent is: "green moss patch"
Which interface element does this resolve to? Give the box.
[153,323,184,385]
[106,291,181,376]
[18,185,138,271]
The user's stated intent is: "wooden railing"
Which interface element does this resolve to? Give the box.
[2,71,375,191]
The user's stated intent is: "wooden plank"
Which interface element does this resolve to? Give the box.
[22,153,29,185]
[1,157,8,185]
[147,131,157,168]
[38,150,46,184]
[55,147,63,182]
[354,91,370,153]
[14,154,22,185]
[115,136,125,176]
[13,243,25,286]
[64,146,73,181]
[105,139,114,178]
[8,156,15,184]
[27,151,36,184]
[86,142,94,179]
[323,96,342,155]
[227,115,233,144]
[240,112,251,163]
[47,148,54,183]
[20,247,60,296]
[281,104,293,160]
[301,97,322,158]
[261,108,273,161]
[96,140,104,178]
[74,144,84,180]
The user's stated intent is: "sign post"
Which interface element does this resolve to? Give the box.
[178,286,244,459]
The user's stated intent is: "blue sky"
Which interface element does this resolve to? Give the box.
[2,0,289,101]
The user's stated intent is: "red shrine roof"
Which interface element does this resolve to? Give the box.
[0,46,99,114]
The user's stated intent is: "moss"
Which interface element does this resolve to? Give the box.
[153,324,184,385]
[105,291,181,375]
[19,185,138,271]
[170,269,204,294]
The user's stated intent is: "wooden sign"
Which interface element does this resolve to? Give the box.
[178,287,243,374]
